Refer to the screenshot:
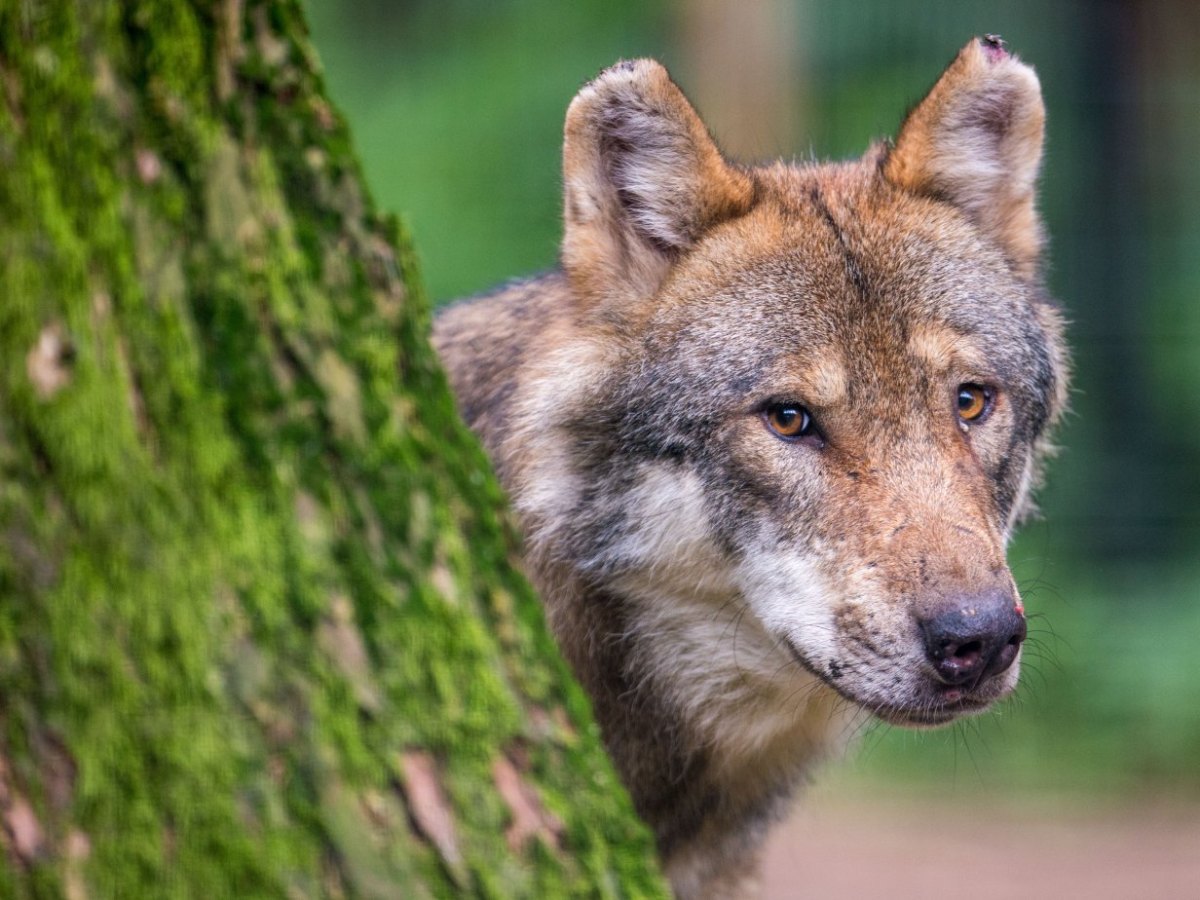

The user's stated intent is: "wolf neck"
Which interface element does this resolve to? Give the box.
[619,573,853,775]
[541,561,853,872]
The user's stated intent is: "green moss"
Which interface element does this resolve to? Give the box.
[0,0,665,897]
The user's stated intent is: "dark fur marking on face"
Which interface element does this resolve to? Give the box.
[699,444,812,556]
[1023,335,1057,437]
[809,186,869,298]
[990,430,1027,520]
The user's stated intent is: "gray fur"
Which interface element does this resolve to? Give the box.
[433,43,1066,898]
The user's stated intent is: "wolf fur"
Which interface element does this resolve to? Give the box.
[433,37,1067,898]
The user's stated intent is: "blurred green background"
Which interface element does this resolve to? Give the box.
[303,0,1200,800]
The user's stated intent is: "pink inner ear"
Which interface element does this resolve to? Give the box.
[981,34,1009,63]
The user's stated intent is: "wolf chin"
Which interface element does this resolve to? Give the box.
[434,37,1068,898]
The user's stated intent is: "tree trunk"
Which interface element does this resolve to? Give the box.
[0,2,665,896]
[675,0,805,160]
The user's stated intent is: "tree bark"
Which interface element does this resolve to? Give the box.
[675,0,805,160]
[0,1,665,896]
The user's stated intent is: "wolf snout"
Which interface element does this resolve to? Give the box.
[919,591,1027,686]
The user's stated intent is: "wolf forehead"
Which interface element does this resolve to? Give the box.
[558,40,1063,413]
[599,172,1060,427]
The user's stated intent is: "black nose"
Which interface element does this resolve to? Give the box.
[920,592,1027,686]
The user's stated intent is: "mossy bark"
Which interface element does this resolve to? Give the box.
[0,1,665,896]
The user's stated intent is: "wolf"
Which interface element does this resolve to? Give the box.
[433,36,1068,898]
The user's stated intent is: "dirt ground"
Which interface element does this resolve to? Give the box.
[761,791,1200,899]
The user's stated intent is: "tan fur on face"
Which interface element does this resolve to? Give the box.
[801,354,849,410]
[908,321,988,374]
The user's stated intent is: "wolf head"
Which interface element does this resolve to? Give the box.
[515,39,1067,739]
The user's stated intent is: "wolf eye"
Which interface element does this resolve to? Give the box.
[764,402,817,441]
[956,384,993,423]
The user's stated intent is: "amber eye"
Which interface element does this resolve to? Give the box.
[764,402,816,441]
[956,384,992,423]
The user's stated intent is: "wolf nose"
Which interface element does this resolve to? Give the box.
[920,592,1027,686]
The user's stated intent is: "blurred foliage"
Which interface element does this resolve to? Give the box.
[303,0,1200,794]
[306,0,668,301]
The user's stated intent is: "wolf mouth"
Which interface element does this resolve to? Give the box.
[782,637,999,728]
[869,694,995,728]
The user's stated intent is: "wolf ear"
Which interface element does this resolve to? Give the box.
[884,38,1046,278]
[561,59,755,304]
